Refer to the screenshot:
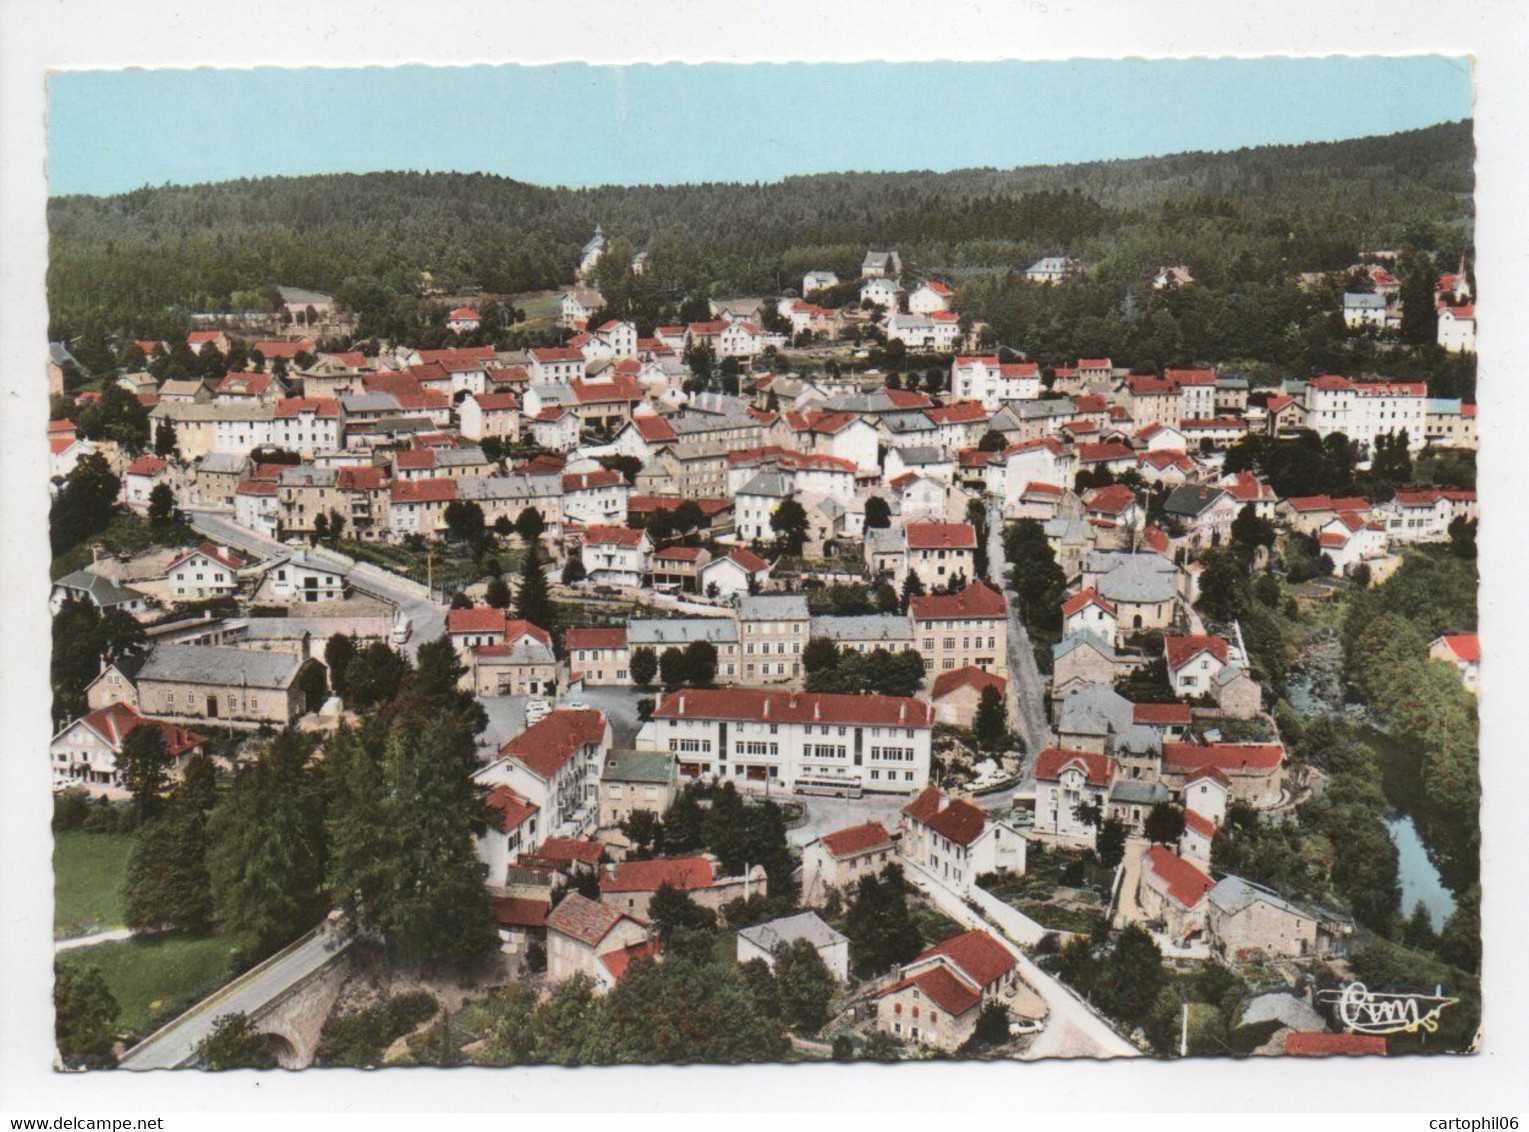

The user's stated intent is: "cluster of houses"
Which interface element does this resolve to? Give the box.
[1336,256,1476,354]
[47,239,1476,1059]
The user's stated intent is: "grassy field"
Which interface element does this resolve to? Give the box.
[51,511,196,580]
[58,933,242,1039]
[53,830,131,939]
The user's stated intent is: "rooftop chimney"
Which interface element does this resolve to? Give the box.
[762,696,770,717]
[678,694,686,714]
[899,703,907,723]
[813,701,821,721]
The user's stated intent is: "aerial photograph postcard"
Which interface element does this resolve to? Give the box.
[41,56,1480,1071]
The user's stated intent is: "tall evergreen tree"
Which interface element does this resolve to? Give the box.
[514,548,555,632]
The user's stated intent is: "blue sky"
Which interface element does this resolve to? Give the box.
[47,57,1473,197]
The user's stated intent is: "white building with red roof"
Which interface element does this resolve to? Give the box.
[636,687,934,795]
[562,468,629,527]
[599,855,768,920]
[477,783,541,886]
[899,786,1025,896]
[122,454,170,510]
[163,542,251,600]
[446,306,481,333]
[51,702,206,797]
[697,546,771,599]
[929,665,1007,728]
[1138,845,1215,944]
[580,525,651,588]
[902,521,977,590]
[801,820,897,905]
[528,346,587,383]
[458,391,521,442]
[991,436,1074,504]
[909,580,1008,679]
[1373,487,1453,544]
[908,280,955,315]
[1428,633,1480,695]
[875,929,1021,1052]
[476,708,611,839]
[1034,747,1117,842]
[1163,634,1236,698]
[1161,741,1284,808]
[1437,301,1476,353]
[1063,588,1119,644]
[950,356,1042,409]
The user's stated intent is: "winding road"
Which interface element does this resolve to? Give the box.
[186,509,447,657]
[987,501,1055,761]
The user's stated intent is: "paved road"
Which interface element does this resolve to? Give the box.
[903,859,1139,1060]
[55,927,134,952]
[987,502,1055,760]
[119,925,351,1070]
[785,792,912,848]
[188,510,447,657]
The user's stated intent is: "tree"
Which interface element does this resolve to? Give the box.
[647,884,716,941]
[1092,925,1168,1028]
[773,939,836,1033]
[978,429,1007,452]
[515,506,546,544]
[769,498,809,556]
[324,633,357,697]
[297,660,328,711]
[484,575,511,610]
[54,963,120,1069]
[1196,551,1250,624]
[1437,885,1480,973]
[514,550,555,632]
[344,641,411,709]
[963,1002,1011,1053]
[153,418,178,457]
[802,637,840,677]
[844,866,924,978]
[1399,248,1439,346]
[443,500,486,546]
[126,756,217,933]
[1143,803,1186,846]
[49,453,120,556]
[117,725,171,813]
[325,715,499,966]
[864,496,892,530]
[661,787,706,852]
[683,640,718,686]
[900,571,925,612]
[561,555,587,585]
[659,646,688,688]
[206,731,328,955]
[76,384,150,453]
[620,809,664,858]
[196,1012,279,1070]
[1096,818,1128,869]
[629,646,658,687]
[973,685,1010,752]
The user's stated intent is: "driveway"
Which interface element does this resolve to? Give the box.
[785,792,913,848]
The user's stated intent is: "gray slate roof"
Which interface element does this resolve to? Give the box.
[738,911,847,954]
[809,614,913,643]
[738,594,810,621]
[627,618,739,647]
[603,750,676,785]
[137,644,304,689]
[1089,552,1179,604]
[1056,683,1160,755]
[53,569,142,608]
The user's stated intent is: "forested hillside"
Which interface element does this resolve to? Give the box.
[48,120,1473,382]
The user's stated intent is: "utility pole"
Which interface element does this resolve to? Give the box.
[1180,1000,1189,1057]
[427,548,434,600]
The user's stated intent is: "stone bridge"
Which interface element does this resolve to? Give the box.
[119,924,355,1070]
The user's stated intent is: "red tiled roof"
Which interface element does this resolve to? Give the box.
[1077,441,1135,464]
[1163,743,1283,774]
[1144,846,1215,908]
[125,454,167,477]
[1164,634,1231,670]
[394,448,437,470]
[167,541,249,573]
[633,416,678,443]
[654,545,705,562]
[1132,702,1192,726]
[448,306,480,321]
[252,339,313,359]
[1084,483,1135,516]
[916,930,1016,989]
[533,837,604,865]
[1035,747,1113,786]
[472,391,519,412]
[600,938,662,981]
[584,524,645,547]
[1318,531,1348,549]
[336,465,387,490]
[447,606,510,635]
[566,627,627,650]
[571,376,641,405]
[905,521,976,550]
[236,479,278,496]
[877,967,982,1017]
[1062,588,1116,619]
[602,856,713,894]
[491,896,549,929]
[546,892,626,946]
[217,371,274,396]
[909,792,987,847]
[500,709,607,780]
[1285,1032,1388,1057]
[1182,809,1217,839]
[910,580,1006,621]
[563,469,624,491]
[273,396,339,419]
[654,687,933,729]
[820,821,893,860]
[930,666,1006,701]
[486,784,539,834]
[884,388,933,408]
[721,547,770,574]
[186,330,223,344]
[75,702,205,758]
[1437,633,1480,663]
[925,401,989,425]
[530,346,585,364]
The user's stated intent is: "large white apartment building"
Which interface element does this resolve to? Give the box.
[636,687,934,796]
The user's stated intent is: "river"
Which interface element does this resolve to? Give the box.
[1385,813,1456,930]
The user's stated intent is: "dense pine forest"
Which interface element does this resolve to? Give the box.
[48,120,1474,387]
